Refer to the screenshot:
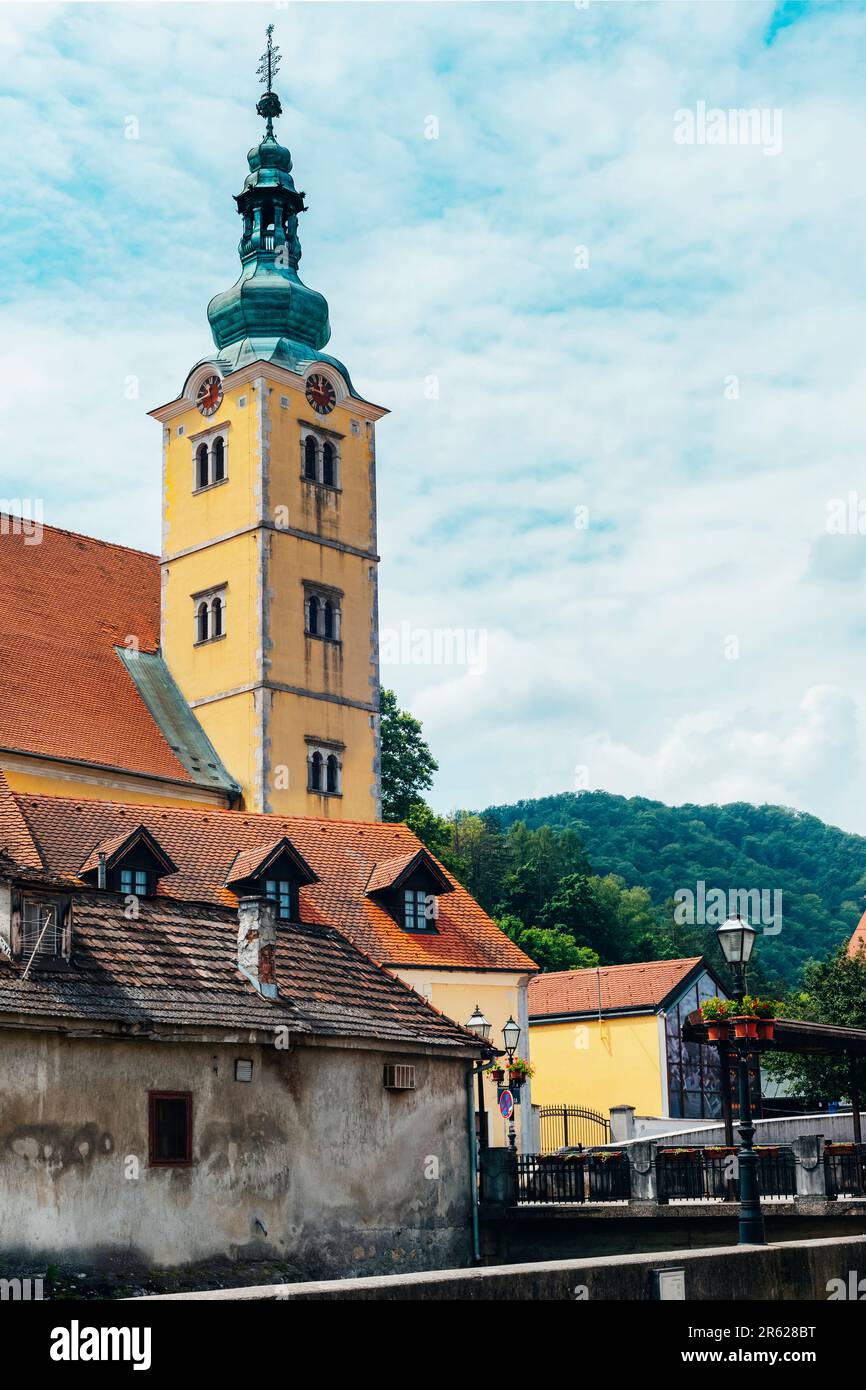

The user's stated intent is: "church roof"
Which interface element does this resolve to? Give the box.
[4,789,537,974]
[0,518,238,797]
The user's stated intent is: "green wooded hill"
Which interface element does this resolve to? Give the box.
[482,791,866,986]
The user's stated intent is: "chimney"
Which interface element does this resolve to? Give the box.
[97,852,107,890]
[237,896,278,999]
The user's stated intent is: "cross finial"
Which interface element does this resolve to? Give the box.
[255,25,283,135]
[257,24,282,95]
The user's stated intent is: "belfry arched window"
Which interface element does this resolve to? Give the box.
[211,595,223,638]
[307,595,320,636]
[212,436,225,482]
[196,602,209,644]
[323,600,335,641]
[304,436,318,481]
[322,441,335,488]
[196,444,209,490]
[309,750,323,792]
[326,754,340,795]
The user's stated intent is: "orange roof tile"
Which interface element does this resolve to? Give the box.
[0,769,42,869]
[0,518,192,783]
[849,911,866,959]
[529,957,706,1018]
[6,792,537,973]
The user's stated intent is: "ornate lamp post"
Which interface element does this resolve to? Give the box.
[502,1016,521,1150]
[465,1005,492,1149]
[716,915,765,1245]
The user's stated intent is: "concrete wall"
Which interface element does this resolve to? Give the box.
[0,1030,473,1278]
[623,1111,865,1145]
[133,1233,866,1300]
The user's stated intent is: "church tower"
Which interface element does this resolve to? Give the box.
[150,29,385,818]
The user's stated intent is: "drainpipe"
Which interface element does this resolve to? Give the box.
[466,1063,481,1265]
[97,853,107,891]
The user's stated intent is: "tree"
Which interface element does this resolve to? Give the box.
[379,689,438,822]
[763,946,866,1103]
[404,802,466,881]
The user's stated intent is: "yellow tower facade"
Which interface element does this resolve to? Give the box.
[150,36,386,818]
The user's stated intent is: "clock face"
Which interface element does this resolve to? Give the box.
[306,373,337,415]
[196,374,223,417]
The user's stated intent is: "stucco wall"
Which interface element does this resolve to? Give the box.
[0,1030,473,1278]
[529,1013,665,1116]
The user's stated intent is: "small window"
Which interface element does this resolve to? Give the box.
[211,595,223,638]
[326,753,339,795]
[264,878,294,920]
[21,898,61,961]
[119,867,149,898]
[322,441,335,487]
[212,436,225,482]
[149,1092,192,1167]
[197,601,209,643]
[304,436,318,481]
[307,595,319,636]
[323,600,335,641]
[196,443,209,489]
[309,749,323,792]
[403,888,431,932]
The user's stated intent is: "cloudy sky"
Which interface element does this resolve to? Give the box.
[4,0,866,829]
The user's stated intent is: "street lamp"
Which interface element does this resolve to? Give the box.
[501,1017,521,1151]
[502,1015,521,1061]
[715,915,765,1246]
[465,1005,492,1149]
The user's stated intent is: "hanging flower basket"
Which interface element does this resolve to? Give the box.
[706,1021,731,1042]
[489,1067,505,1085]
[756,1019,775,1041]
[700,998,735,1042]
[732,1015,758,1040]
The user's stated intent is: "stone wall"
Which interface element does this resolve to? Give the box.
[0,1029,473,1278]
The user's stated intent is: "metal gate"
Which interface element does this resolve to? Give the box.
[539,1105,610,1153]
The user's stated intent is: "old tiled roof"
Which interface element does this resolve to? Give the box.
[849,911,866,959]
[0,519,235,793]
[366,849,451,896]
[6,791,536,973]
[528,957,705,1019]
[0,891,480,1050]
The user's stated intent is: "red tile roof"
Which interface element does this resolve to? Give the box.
[5,791,536,973]
[0,518,193,783]
[849,911,866,959]
[528,957,705,1018]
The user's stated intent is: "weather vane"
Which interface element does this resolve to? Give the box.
[255,25,283,135]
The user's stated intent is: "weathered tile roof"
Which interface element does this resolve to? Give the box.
[528,956,705,1019]
[9,791,536,973]
[0,891,479,1049]
[0,519,235,793]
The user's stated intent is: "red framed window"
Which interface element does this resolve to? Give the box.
[148,1091,193,1166]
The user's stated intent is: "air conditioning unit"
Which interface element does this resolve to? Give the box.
[383,1064,416,1091]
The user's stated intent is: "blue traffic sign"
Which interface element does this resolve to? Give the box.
[499,1088,514,1119]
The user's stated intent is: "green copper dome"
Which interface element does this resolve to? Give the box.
[203,29,347,380]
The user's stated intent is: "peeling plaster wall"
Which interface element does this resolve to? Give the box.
[0,1032,473,1277]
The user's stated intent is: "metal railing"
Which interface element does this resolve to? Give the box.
[824,1144,866,1198]
[516,1150,630,1205]
[656,1146,797,1203]
[539,1105,610,1153]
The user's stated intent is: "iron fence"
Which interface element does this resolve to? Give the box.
[656,1146,797,1203]
[539,1105,610,1153]
[516,1150,630,1204]
[824,1144,866,1198]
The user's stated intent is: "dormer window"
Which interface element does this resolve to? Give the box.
[18,894,72,967]
[225,836,319,926]
[365,847,455,935]
[79,826,177,900]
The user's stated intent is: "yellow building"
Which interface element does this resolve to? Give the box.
[529,957,728,1130]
